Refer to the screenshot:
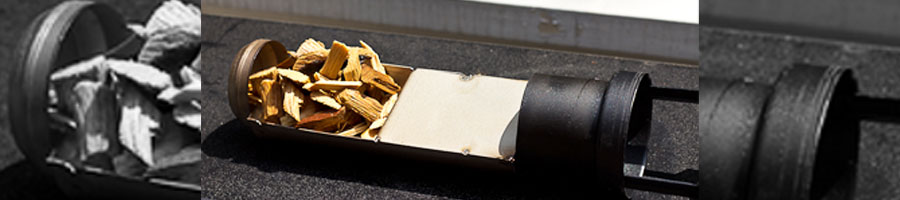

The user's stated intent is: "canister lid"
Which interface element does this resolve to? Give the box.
[228,39,292,122]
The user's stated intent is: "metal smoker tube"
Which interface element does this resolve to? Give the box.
[228,39,699,198]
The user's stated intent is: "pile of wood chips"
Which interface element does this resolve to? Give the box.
[46,0,200,184]
[248,38,401,139]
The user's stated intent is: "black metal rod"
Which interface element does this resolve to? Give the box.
[650,87,699,103]
[854,95,900,123]
[623,170,699,198]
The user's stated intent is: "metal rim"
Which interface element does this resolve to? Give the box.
[598,71,652,189]
[228,39,291,123]
[751,64,858,200]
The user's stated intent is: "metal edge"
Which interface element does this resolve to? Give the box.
[750,65,852,199]
[599,71,651,189]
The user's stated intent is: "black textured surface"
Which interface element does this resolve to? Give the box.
[701,26,900,200]
[201,15,698,199]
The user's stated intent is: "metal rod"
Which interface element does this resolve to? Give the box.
[854,95,900,123]
[650,87,699,103]
[623,169,698,198]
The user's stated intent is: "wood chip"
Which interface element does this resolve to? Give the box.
[48,108,76,133]
[313,72,332,82]
[116,81,161,166]
[295,109,342,131]
[296,108,358,132]
[298,93,318,119]
[249,66,278,82]
[74,80,118,159]
[249,67,279,97]
[275,56,296,69]
[310,91,342,110]
[368,118,385,130]
[277,69,310,84]
[361,66,401,94]
[336,89,383,122]
[319,41,349,80]
[258,79,282,122]
[381,94,398,118]
[50,55,106,82]
[248,92,262,104]
[296,38,326,55]
[173,103,201,130]
[342,48,362,81]
[337,123,368,137]
[292,50,327,72]
[364,81,386,103]
[157,81,200,105]
[106,59,174,91]
[359,40,386,74]
[282,81,305,121]
[307,80,363,91]
[360,128,379,140]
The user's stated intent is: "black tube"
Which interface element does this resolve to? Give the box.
[517,74,609,186]
[650,87,700,103]
[853,95,900,123]
[699,78,771,200]
[517,71,662,195]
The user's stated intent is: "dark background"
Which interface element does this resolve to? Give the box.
[200,15,699,199]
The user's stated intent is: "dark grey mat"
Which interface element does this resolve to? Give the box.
[201,15,699,199]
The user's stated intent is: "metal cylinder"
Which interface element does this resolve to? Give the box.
[516,74,609,184]
[517,71,652,192]
[228,39,670,196]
